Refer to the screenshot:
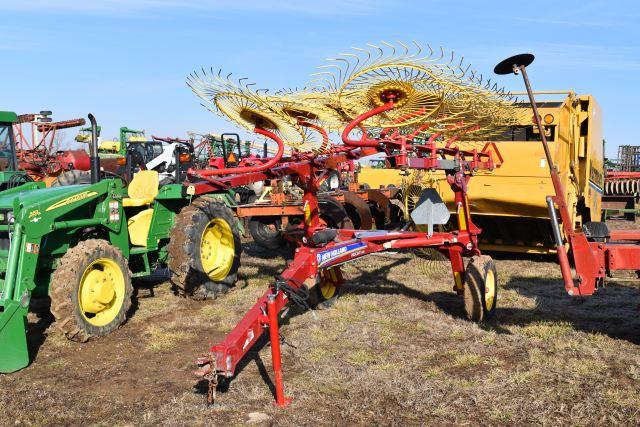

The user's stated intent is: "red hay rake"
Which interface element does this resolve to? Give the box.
[188,103,501,407]
[184,42,525,407]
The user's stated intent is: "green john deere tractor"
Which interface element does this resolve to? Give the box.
[0,114,242,373]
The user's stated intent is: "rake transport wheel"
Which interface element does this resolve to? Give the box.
[168,197,241,299]
[49,239,133,342]
[463,255,498,322]
[308,267,343,309]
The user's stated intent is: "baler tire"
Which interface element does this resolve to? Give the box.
[583,221,610,242]
[49,239,133,342]
[463,255,497,322]
[51,170,92,187]
[168,198,241,300]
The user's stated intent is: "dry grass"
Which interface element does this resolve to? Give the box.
[2,240,640,425]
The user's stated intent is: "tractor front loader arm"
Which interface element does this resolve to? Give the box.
[0,225,29,373]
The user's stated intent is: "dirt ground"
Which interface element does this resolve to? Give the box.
[2,224,640,426]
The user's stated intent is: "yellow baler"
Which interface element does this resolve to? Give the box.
[357,92,605,254]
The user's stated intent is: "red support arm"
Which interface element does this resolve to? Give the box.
[190,127,284,176]
[341,103,395,147]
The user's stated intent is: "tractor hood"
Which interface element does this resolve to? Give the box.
[0,184,97,215]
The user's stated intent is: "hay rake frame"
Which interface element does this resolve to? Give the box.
[189,99,501,407]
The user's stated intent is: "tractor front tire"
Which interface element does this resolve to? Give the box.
[463,255,497,322]
[49,239,133,342]
[168,198,241,299]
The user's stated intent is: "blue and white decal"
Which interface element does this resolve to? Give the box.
[316,242,367,267]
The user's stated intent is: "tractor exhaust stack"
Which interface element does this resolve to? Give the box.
[88,113,100,184]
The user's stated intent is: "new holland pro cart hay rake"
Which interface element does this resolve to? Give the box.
[186,42,521,406]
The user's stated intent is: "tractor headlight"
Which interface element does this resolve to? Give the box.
[7,211,14,225]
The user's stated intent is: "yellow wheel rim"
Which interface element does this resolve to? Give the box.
[484,269,496,311]
[200,218,235,282]
[319,280,336,300]
[78,258,126,327]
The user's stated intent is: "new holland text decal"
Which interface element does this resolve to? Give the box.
[45,191,99,212]
[316,242,366,267]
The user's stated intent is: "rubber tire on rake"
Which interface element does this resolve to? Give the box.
[168,197,242,300]
[463,255,498,322]
[49,239,133,342]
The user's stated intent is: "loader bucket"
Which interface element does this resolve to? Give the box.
[0,303,29,373]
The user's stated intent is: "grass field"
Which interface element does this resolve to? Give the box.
[2,239,640,426]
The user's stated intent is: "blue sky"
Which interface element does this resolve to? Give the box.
[1,0,638,158]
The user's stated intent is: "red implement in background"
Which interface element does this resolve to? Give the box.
[13,113,89,181]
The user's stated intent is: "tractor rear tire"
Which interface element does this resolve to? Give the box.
[463,255,497,322]
[168,198,241,300]
[51,170,92,187]
[49,239,133,342]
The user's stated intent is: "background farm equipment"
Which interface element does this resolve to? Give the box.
[74,127,197,184]
[12,111,91,185]
[0,111,34,190]
[356,91,605,255]
[497,53,640,298]
[186,42,521,406]
[190,132,266,171]
[602,155,640,220]
[240,174,403,249]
